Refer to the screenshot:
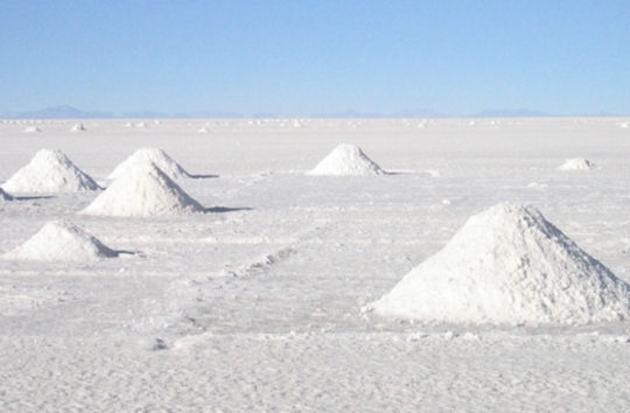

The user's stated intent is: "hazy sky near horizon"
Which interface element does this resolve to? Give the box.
[1,1,629,116]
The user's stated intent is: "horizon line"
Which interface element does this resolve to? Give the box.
[1,105,626,120]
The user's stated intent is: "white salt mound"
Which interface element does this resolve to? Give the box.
[307,144,386,176]
[1,149,100,193]
[108,148,190,181]
[82,162,204,217]
[0,188,13,201]
[3,220,118,261]
[557,158,594,171]
[70,123,86,132]
[24,126,42,133]
[369,203,630,325]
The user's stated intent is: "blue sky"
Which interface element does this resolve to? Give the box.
[1,0,629,116]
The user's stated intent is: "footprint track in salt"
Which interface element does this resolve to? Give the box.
[222,247,298,278]
[152,221,334,335]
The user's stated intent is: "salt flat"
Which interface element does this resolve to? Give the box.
[1,118,630,411]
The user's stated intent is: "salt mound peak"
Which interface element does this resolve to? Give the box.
[557,158,594,171]
[0,188,13,201]
[70,122,86,132]
[307,144,386,176]
[3,220,118,261]
[369,203,630,325]
[108,148,190,181]
[82,162,204,217]
[1,149,100,193]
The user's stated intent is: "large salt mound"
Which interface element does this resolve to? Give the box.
[1,149,100,193]
[3,220,118,261]
[0,188,13,202]
[108,148,190,181]
[557,158,594,171]
[82,162,204,217]
[307,144,386,176]
[369,203,630,325]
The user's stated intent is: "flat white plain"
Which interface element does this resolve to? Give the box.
[1,118,630,412]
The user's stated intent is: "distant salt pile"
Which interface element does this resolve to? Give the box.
[108,148,190,181]
[369,203,630,325]
[0,188,13,201]
[24,126,42,133]
[82,162,204,217]
[3,220,118,261]
[307,144,386,176]
[557,158,594,171]
[1,149,100,193]
[70,122,86,132]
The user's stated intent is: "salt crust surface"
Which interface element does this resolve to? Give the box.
[370,203,630,325]
[108,147,190,181]
[82,162,204,216]
[3,220,118,261]
[307,143,386,176]
[1,148,100,193]
[1,119,630,412]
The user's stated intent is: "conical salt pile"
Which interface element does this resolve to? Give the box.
[307,144,386,176]
[70,123,86,132]
[108,148,190,181]
[81,162,204,217]
[369,203,630,325]
[0,188,13,202]
[3,220,118,261]
[1,149,100,193]
[557,158,594,171]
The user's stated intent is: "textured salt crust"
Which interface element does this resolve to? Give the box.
[82,163,204,217]
[1,119,630,412]
[108,148,190,181]
[307,143,386,176]
[370,203,630,325]
[557,158,594,171]
[2,220,118,261]
[1,149,100,193]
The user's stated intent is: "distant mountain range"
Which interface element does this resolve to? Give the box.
[472,109,551,118]
[0,105,621,119]
[1,105,243,119]
[3,105,115,119]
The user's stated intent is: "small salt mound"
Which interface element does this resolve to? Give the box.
[108,148,190,181]
[3,220,118,261]
[369,203,630,325]
[24,126,42,133]
[307,144,386,176]
[1,149,100,193]
[70,123,86,132]
[557,158,594,171]
[0,188,13,201]
[81,162,204,217]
